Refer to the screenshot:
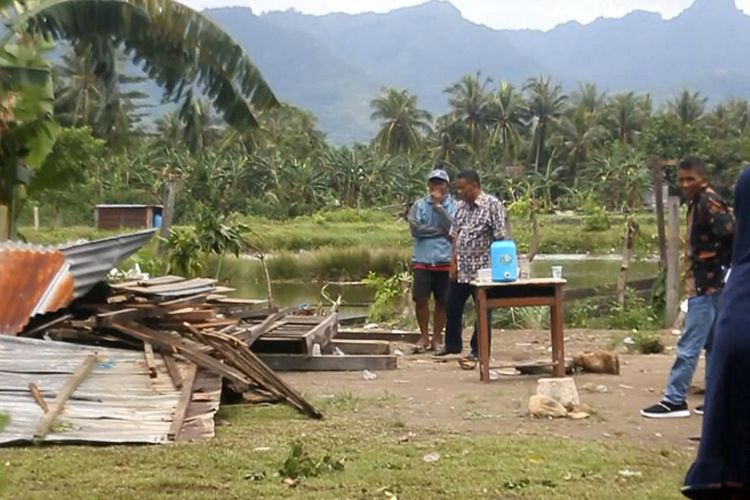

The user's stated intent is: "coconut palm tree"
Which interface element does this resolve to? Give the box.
[570,82,607,117]
[370,88,432,156]
[557,106,606,180]
[726,99,750,135]
[604,92,647,145]
[54,47,102,127]
[181,98,222,153]
[486,81,526,165]
[444,73,492,154]
[523,75,567,171]
[667,89,707,126]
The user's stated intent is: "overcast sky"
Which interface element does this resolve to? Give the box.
[179,0,750,30]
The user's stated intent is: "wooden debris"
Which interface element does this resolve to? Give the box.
[168,364,197,441]
[162,353,183,389]
[258,354,398,372]
[17,274,403,421]
[28,383,49,413]
[143,341,157,378]
[34,355,99,442]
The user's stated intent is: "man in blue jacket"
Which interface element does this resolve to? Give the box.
[407,168,456,352]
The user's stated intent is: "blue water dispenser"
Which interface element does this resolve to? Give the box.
[490,240,519,282]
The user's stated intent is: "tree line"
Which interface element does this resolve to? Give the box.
[17,49,750,227]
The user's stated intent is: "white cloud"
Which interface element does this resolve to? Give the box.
[179,0,750,30]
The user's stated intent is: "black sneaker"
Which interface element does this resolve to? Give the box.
[694,405,705,416]
[640,401,691,419]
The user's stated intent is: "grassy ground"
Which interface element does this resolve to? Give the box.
[0,397,691,500]
[16,209,661,284]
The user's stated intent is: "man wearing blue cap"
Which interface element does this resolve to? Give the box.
[407,168,456,352]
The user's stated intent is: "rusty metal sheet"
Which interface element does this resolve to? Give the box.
[0,244,75,336]
[0,229,156,336]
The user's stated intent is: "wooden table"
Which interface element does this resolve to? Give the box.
[473,278,567,383]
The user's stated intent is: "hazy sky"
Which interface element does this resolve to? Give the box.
[179,0,750,30]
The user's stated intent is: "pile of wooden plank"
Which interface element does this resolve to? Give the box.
[18,276,321,419]
[17,275,400,421]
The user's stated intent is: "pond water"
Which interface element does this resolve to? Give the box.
[228,255,658,313]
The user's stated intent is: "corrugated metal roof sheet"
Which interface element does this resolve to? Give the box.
[60,229,156,298]
[0,230,156,335]
[0,244,75,335]
[0,336,203,445]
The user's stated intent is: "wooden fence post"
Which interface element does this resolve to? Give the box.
[33,206,39,231]
[158,178,177,257]
[650,157,667,270]
[665,196,681,327]
[0,205,8,242]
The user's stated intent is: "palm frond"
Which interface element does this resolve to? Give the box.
[4,0,279,132]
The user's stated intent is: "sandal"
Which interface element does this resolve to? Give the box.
[412,344,428,354]
[458,357,477,370]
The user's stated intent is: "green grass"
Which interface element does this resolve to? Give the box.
[0,402,691,499]
[17,210,661,257]
[17,227,123,246]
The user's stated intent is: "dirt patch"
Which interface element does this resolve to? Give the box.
[281,328,704,451]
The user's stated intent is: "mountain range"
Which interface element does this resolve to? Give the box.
[199,0,750,143]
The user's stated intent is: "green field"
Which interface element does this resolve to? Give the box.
[19,210,661,257]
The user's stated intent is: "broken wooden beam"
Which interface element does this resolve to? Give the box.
[329,339,392,356]
[336,330,422,343]
[168,364,197,441]
[110,323,252,387]
[143,342,157,378]
[28,383,49,413]
[34,354,99,442]
[96,307,158,327]
[257,354,398,372]
[21,314,73,338]
[235,308,291,346]
[162,353,183,390]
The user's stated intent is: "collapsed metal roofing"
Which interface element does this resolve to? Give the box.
[60,229,157,299]
[0,335,220,445]
[0,229,156,335]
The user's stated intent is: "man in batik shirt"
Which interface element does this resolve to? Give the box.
[642,157,734,419]
[436,169,507,360]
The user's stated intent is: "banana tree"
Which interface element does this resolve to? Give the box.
[0,40,59,239]
[0,0,279,238]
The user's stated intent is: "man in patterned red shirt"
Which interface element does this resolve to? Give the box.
[642,157,734,419]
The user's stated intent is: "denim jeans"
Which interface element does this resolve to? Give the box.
[663,292,721,405]
[444,282,493,355]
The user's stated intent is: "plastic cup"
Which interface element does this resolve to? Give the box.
[551,266,563,279]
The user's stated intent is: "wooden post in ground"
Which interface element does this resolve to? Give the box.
[33,206,39,230]
[650,157,667,270]
[665,196,681,327]
[0,205,8,241]
[159,178,177,256]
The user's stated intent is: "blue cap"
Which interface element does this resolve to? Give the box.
[428,169,450,183]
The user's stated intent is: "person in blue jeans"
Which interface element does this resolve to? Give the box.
[641,157,734,419]
[435,169,507,362]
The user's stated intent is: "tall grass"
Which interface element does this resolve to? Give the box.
[211,246,411,283]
